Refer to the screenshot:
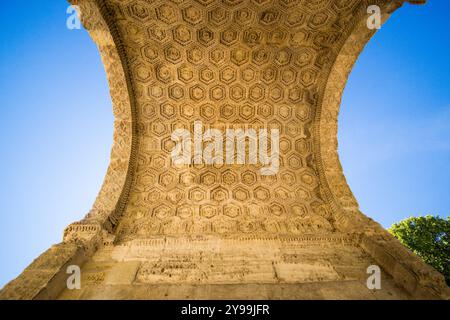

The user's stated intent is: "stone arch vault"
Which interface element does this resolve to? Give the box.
[1,0,449,300]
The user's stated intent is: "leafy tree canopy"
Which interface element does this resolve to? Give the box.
[388,215,449,286]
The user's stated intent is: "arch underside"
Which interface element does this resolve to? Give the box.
[1,0,448,300]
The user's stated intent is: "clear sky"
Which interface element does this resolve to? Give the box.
[0,1,449,288]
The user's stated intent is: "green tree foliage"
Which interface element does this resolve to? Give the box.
[388,215,450,286]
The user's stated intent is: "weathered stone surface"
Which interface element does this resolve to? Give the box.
[1,0,448,300]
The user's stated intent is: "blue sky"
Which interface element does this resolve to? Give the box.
[340,1,450,228]
[0,1,449,288]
